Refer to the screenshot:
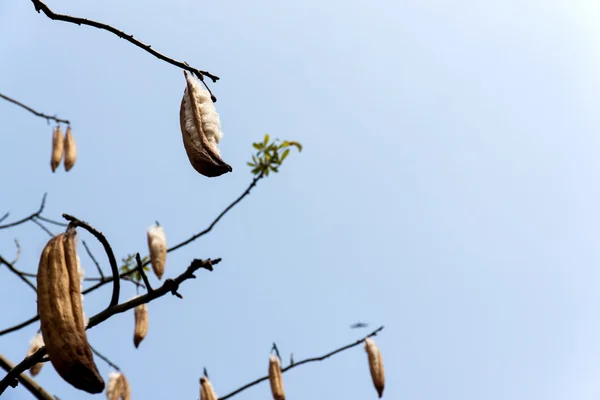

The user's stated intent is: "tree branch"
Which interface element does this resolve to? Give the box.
[89,345,120,372]
[63,214,120,308]
[0,93,69,125]
[30,0,219,84]
[82,240,104,279]
[0,353,56,400]
[0,255,37,292]
[0,193,48,230]
[218,326,385,400]
[0,257,219,395]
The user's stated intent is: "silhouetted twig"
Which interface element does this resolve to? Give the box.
[0,93,69,125]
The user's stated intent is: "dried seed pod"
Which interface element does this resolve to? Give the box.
[26,333,45,376]
[37,230,104,393]
[180,71,232,177]
[50,125,64,172]
[106,371,131,400]
[63,126,77,171]
[133,302,148,348]
[147,224,167,280]
[268,355,286,400]
[364,338,385,398]
[200,376,218,400]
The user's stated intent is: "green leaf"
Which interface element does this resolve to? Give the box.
[253,143,262,150]
[263,134,270,147]
[247,162,255,167]
[280,149,290,162]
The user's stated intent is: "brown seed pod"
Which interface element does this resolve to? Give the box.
[26,333,45,377]
[63,126,77,171]
[106,372,131,400]
[180,71,232,177]
[37,230,105,393]
[50,125,64,172]
[200,376,218,400]
[364,338,385,398]
[147,224,167,280]
[133,302,148,348]
[268,355,286,400]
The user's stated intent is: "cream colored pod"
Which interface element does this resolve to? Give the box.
[180,71,232,177]
[268,355,286,400]
[147,224,167,279]
[106,371,131,400]
[26,333,45,376]
[133,301,148,348]
[364,338,385,398]
[63,125,77,171]
[50,125,64,172]
[200,376,218,400]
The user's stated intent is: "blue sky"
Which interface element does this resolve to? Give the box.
[2,0,600,399]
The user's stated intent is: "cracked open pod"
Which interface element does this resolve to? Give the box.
[179,71,232,177]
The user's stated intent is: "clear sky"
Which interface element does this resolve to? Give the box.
[2,0,600,399]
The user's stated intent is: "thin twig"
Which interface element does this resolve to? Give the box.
[136,253,152,292]
[0,258,219,394]
[63,214,120,308]
[166,174,264,254]
[0,193,47,230]
[82,240,104,279]
[218,326,385,400]
[31,218,54,237]
[30,0,219,84]
[11,240,21,264]
[36,215,68,227]
[0,213,9,224]
[0,93,69,125]
[89,345,120,371]
[0,256,37,292]
[0,316,40,336]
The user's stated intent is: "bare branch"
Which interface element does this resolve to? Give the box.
[0,257,219,394]
[89,345,120,371]
[167,174,264,254]
[0,255,37,292]
[0,193,47,230]
[0,93,69,125]
[30,0,219,84]
[82,240,104,279]
[0,316,40,336]
[0,213,9,224]
[36,215,68,227]
[11,239,21,264]
[31,218,54,237]
[218,326,385,400]
[63,214,120,308]
[0,353,56,400]
[135,253,152,292]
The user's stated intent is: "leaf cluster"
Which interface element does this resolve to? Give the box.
[119,253,150,283]
[247,134,302,177]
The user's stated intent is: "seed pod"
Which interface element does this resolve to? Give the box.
[268,355,285,400]
[147,224,167,280]
[26,333,45,376]
[63,126,77,171]
[133,302,148,348]
[180,71,232,177]
[106,371,131,400]
[364,338,385,398]
[50,125,64,172]
[200,376,217,400]
[37,230,104,393]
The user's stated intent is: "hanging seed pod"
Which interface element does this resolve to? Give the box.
[63,126,77,171]
[179,71,232,177]
[268,355,286,400]
[200,376,217,400]
[106,371,131,400]
[364,338,385,398]
[50,125,64,172]
[26,333,45,376]
[37,230,104,393]
[133,302,148,348]
[147,224,167,280]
